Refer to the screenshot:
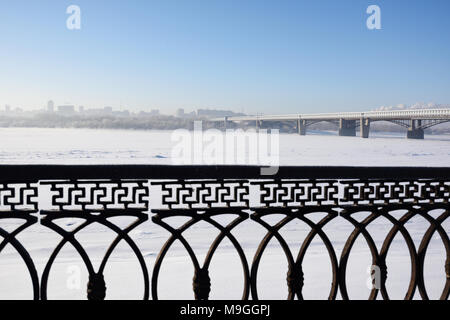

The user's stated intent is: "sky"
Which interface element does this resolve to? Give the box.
[0,0,449,114]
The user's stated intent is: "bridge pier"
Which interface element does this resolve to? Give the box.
[339,119,356,137]
[360,118,370,138]
[407,120,424,139]
[297,119,307,135]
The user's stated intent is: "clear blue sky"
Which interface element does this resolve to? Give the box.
[1,0,449,114]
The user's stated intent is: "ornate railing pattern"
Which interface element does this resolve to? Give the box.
[0,165,449,300]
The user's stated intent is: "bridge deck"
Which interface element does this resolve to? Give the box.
[210,108,450,122]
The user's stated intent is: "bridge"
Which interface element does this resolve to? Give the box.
[210,109,450,139]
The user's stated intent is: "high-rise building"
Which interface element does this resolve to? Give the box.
[47,100,54,112]
[5,105,11,113]
[79,105,84,113]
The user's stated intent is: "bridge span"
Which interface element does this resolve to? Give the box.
[210,109,450,139]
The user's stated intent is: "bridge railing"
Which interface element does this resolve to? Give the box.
[0,165,449,300]
[213,108,450,122]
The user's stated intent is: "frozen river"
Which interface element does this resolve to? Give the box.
[0,128,449,300]
[0,127,450,166]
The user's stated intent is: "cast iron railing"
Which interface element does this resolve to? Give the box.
[0,165,449,300]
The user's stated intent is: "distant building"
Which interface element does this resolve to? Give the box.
[47,100,54,112]
[175,109,195,118]
[196,109,246,118]
[79,105,84,113]
[113,110,130,117]
[139,110,159,117]
[84,108,104,115]
[5,105,11,113]
[82,106,121,116]
[57,105,75,114]
[176,108,185,117]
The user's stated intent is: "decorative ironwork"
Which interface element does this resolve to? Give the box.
[152,180,249,209]
[41,180,149,211]
[250,204,450,300]
[0,165,448,300]
[340,180,450,205]
[0,181,38,211]
[38,179,150,300]
[151,208,250,300]
[0,181,40,300]
[254,180,339,207]
[39,209,150,300]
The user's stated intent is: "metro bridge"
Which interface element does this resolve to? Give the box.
[210,109,450,139]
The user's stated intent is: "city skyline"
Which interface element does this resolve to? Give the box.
[2,99,449,117]
[0,100,242,116]
[1,99,248,118]
[1,1,450,114]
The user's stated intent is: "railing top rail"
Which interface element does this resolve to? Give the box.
[0,165,449,181]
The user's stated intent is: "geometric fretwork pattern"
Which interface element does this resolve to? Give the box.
[0,181,38,212]
[253,180,339,207]
[41,180,149,211]
[340,180,450,205]
[253,179,450,208]
[152,180,249,209]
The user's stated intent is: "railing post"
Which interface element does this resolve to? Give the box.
[286,263,304,299]
[193,268,211,300]
[87,273,107,301]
